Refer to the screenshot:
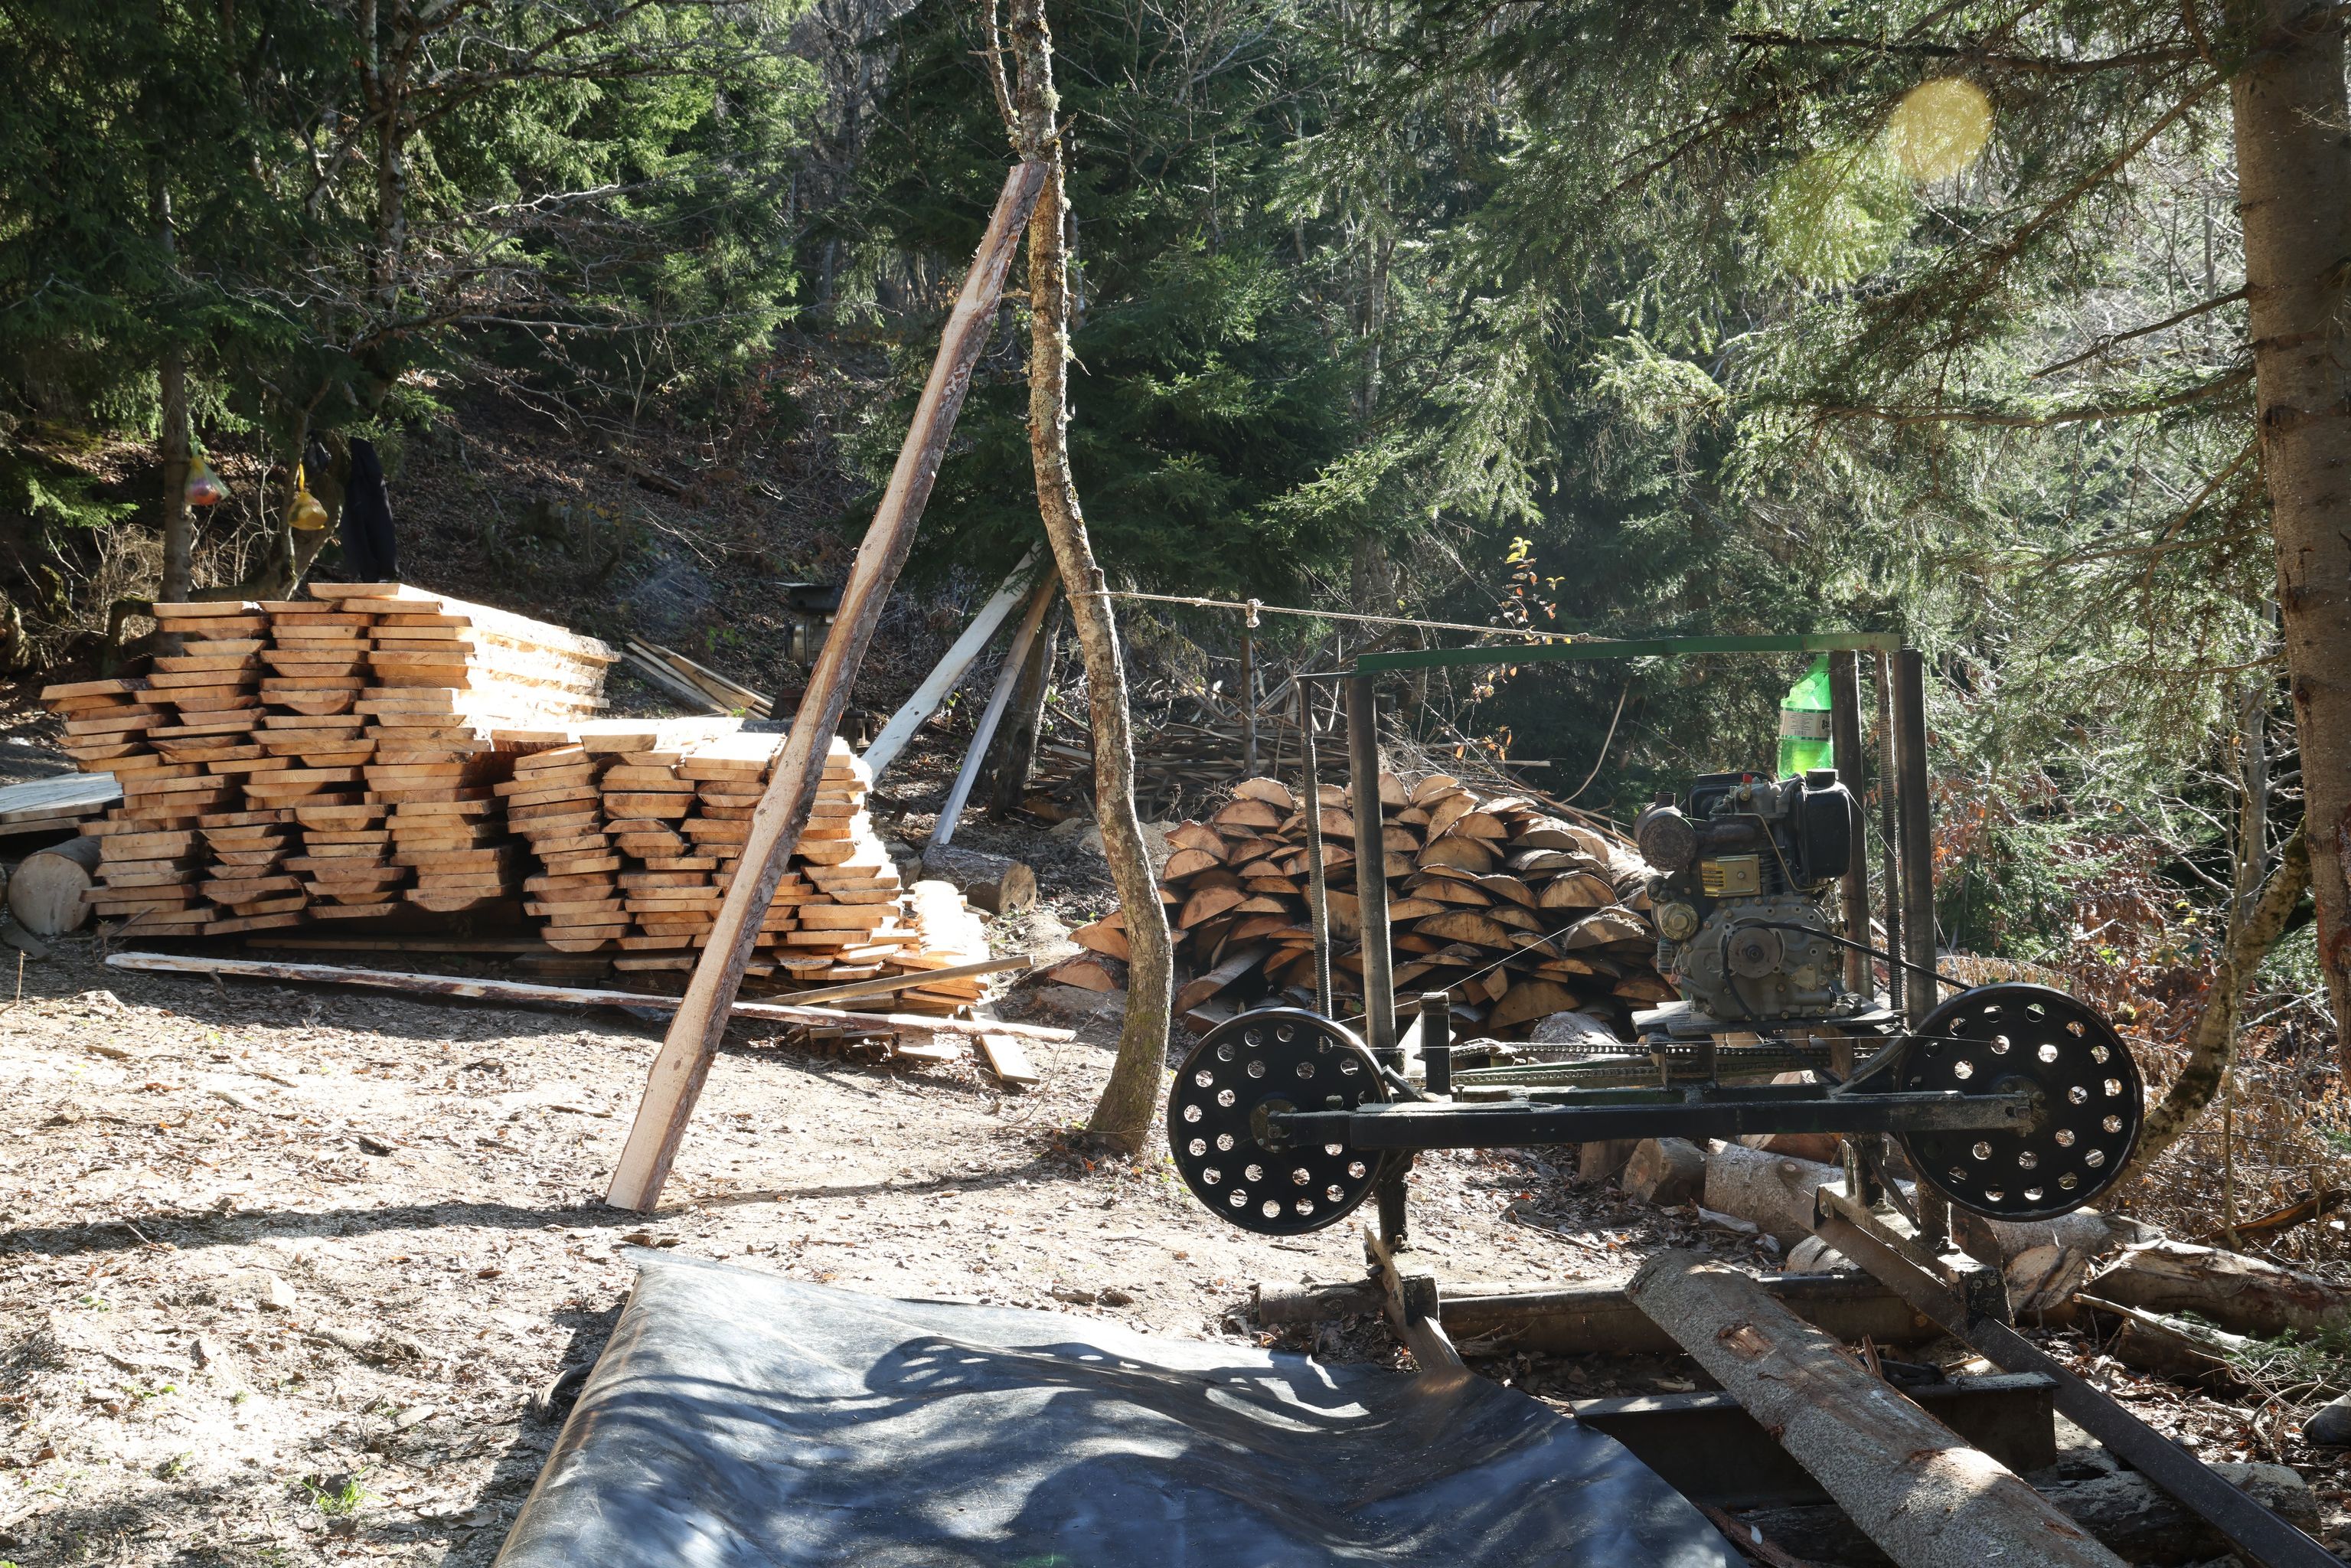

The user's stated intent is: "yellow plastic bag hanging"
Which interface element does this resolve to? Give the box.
[286,462,328,532]
[184,455,228,507]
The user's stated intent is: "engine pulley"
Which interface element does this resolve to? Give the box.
[1165,1008,1389,1235]
[1897,984,2142,1222]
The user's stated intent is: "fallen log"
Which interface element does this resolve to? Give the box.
[1626,1250,2127,1568]
[103,951,1076,1043]
[1254,1272,1941,1354]
[2077,1293,2254,1385]
[1576,1138,1639,1185]
[1623,1136,1708,1206]
[1707,1144,2134,1309]
[1703,1142,1847,1246]
[2086,1238,2351,1338]
[8,833,97,936]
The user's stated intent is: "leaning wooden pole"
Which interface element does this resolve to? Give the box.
[1627,1251,2127,1568]
[604,161,1049,1212]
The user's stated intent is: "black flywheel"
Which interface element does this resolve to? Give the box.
[1899,983,2142,1222]
[1165,1008,1390,1235]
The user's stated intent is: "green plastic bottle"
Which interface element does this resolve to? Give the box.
[1778,655,1834,777]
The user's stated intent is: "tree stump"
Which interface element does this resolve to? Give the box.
[919,844,1037,914]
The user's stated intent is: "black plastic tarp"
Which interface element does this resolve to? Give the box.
[495,1253,1735,1566]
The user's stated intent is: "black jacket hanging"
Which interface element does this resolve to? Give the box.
[340,437,399,582]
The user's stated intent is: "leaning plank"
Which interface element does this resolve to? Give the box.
[861,546,1042,782]
[928,573,1057,849]
[1626,1250,2127,1568]
[621,648,732,716]
[103,951,1075,1043]
[604,160,1052,1214]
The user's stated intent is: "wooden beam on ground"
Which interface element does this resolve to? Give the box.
[603,161,1050,1214]
[861,546,1041,782]
[929,574,1057,850]
[105,949,1075,1042]
[773,953,1030,1008]
[1253,1271,1940,1354]
[1626,1250,2128,1568]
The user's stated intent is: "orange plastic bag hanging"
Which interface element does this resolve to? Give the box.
[184,455,228,507]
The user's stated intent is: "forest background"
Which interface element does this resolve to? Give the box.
[0,0,2342,1212]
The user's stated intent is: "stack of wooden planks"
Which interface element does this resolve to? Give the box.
[495,717,740,954]
[40,588,616,934]
[1051,772,1671,1036]
[883,878,995,1013]
[497,723,987,1001]
[57,600,273,931]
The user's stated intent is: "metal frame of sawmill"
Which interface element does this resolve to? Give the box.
[1285,632,1968,1246]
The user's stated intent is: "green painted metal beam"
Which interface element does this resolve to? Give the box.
[1353,632,1902,674]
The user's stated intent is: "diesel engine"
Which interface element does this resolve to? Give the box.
[1634,769,1861,1023]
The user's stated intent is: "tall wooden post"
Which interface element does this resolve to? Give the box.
[1347,672,1396,1059]
[1891,646,1946,1248]
[1298,678,1334,1016]
[604,162,1049,1212]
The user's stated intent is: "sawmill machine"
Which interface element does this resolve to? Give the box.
[1163,635,2144,1247]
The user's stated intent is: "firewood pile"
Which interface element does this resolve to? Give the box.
[1047,771,1674,1036]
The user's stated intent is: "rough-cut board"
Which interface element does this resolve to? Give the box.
[975,1031,1042,1087]
[0,773,119,822]
[860,547,1041,782]
[103,950,1074,1042]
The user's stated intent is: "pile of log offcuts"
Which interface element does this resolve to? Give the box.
[43,589,615,935]
[1050,773,1672,1035]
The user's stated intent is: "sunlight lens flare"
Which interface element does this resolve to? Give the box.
[1760,142,1913,286]
[1887,77,1993,181]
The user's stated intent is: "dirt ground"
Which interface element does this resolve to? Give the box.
[0,922,1775,1566]
[6,727,2350,1563]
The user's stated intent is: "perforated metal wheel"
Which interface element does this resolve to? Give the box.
[1165,1008,1389,1235]
[1898,983,2141,1222]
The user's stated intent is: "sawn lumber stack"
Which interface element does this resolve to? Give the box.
[1056,772,1671,1035]
[46,588,614,934]
[41,593,993,1014]
[497,726,989,1008]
